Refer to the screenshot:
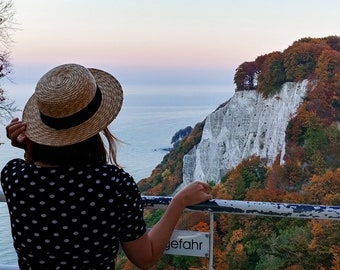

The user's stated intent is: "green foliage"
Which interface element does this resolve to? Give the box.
[171,255,202,269]
[171,126,193,147]
[207,180,216,188]
[256,226,314,270]
[144,209,164,227]
[257,52,286,97]
[325,124,340,170]
[225,156,267,200]
[284,42,329,81]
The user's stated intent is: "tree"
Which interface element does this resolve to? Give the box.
[308,219,340,269]
[256,226,314,270]
[323,35,340,52]
[256,51,286,97]
[303,170,340,205]
[171,126,192,148]
[224,155,267,200]
[314,49,340,85]
[283,38,331,81]
[0,0,17,125]
[234,61,258,91]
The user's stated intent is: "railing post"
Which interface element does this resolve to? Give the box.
[209,212,214,270]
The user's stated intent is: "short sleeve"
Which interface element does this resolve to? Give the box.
[116,171,146,242]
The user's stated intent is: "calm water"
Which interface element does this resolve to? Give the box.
[0,102,222,265]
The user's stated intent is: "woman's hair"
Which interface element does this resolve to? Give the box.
[25,127,120,166]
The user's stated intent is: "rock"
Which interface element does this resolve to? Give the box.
[182,80,308,185]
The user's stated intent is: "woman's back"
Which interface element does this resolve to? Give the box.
[1,159,146,269]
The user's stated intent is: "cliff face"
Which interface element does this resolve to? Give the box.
[182,80,308,185]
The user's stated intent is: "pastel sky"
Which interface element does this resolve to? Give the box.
[4,0,340,105]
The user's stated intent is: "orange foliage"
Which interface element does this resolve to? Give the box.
[331,245,340,270]
[285,266,305,270]
[303,170,340,204]
[315,49,340,86]
[211,183,232,200]
[216,214,230,234]
[266,160,304,191]
[190,221,210,232]
[214,249,229,270]
[309,219,340,252]
[234,243,247,261]
[284,144,305,165]
[282,192,305,204]
[245,188,286,202]
[305,84,337,126]
[177,212,210,231]
[234,61,258,90]
[146,184,163,196]
[229,228,245,244]
[283,39,331,81]
[266,161,287,190]
[310,220,323,241]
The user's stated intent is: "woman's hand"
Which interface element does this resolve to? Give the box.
[122,181,212,269]
[172,181,212,209]
[6,118,29,149]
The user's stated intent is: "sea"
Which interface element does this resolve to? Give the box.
[0,83,232,266]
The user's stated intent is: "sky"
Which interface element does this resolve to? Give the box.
[3,0,340,107]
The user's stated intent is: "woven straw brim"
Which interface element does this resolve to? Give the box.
[22,68,123,146]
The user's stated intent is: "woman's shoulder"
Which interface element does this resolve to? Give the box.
[2,158,27,169]
[1,158,27,178]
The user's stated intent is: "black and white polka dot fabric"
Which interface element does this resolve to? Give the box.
[1,159,146,269]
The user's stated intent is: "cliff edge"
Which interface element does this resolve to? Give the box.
[182,80,308,185]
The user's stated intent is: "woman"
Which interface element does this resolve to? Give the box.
[1,63,212,269]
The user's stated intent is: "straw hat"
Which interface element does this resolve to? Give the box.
[22,63,123,146]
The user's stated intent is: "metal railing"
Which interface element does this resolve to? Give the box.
[1,190,340,270]
[142,196,340,220]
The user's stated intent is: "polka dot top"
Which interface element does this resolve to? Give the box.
[1,158,147,269]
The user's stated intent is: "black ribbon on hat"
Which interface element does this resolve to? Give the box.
[40,86,102,130]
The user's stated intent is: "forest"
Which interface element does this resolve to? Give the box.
[120,36,340,269]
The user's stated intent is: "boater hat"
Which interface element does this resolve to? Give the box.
[22,63,123,146]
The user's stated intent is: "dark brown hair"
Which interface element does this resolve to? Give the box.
[25,127,119,166]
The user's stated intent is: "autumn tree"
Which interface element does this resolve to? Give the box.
[256,226,314,269]
[314,49,340,120]
[256,51,286,97]
[314,49,340,85]
[224,155,267,200]
[0,0,16,125]
[308,219,340,269]
[322,35,340,52]
[283,38,331,81]
[303,170,340,205]
[171,126,192,148]
[234,61,258,91]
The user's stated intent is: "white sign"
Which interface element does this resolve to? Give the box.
[164,230,210,257]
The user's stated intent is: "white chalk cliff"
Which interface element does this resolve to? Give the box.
[182,80,308,184]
